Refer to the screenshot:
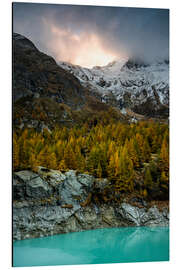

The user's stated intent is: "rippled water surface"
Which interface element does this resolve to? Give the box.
[13,226,169,267]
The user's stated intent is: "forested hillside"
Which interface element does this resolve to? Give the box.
[13,120,169,202]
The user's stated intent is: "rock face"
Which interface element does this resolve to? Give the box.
[13,168,169,241]
[117,203,169,227]
[59,170,94,206]
[13,170,53,200]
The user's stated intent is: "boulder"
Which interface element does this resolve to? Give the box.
[59,170,94,206]
[26,176,53,199]
[13,171,39,200]
[37,167,66,193]
[14,170,38,182]
[117,203,144,226]
[142,206,169,226]
[13,170,53,200]
[116,203,169,227]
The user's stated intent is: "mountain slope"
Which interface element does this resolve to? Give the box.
[13,33,127,129]
[59,58,169,118]
[13,33,86,109]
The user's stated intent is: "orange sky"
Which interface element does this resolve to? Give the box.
[44,20,119,68]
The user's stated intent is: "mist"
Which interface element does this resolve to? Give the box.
[13,3,169,68]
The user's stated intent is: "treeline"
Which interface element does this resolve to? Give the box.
[13,121,169,199]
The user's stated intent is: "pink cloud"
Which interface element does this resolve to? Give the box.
[42,18,122,68]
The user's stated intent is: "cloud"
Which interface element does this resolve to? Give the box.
[41,18,120,68]
[13,3,169,67]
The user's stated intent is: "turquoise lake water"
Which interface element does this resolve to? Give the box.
[13,226,169,267]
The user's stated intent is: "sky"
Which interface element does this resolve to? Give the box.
[13,3,169,68]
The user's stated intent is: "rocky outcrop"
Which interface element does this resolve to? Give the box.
[13,170,53,200]
[59,170,94,207]
[116,203,169,227]
[13,168,169,241]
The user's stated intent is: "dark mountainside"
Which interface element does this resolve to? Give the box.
[13,33,85,106]
[13,33,127,130]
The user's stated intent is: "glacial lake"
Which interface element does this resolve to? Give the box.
[13,226,169,267]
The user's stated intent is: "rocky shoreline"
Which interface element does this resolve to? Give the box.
[13,167,169,241]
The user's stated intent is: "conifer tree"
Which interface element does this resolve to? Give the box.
[142,137,151,162]
[13,135,19,171]
[74,145,85,172]
[160,171,168,189]
[144,167,153,189]
[29,153,37,171]
[107,153,116,181]
[18,137,30,169]
[116,146,134,192]
[63,144,77,169]
[58,159,66,171]
[97,162,102,178]
[159,137,169,172]
[125,138,139,168]
[36,147,49,168]
[48,152,57,170]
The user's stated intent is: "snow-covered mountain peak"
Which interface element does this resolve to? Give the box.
[92,57,128,73]
[58,58,169,118]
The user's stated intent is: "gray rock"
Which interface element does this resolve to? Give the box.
[116,203,169,227]
[47,171,66,187]
[13,169,169,240]
[117,203,143,226]
[13,201,169,241]
[59,170,94,206]
[37,167,66,195]
[143,206,169,226]
[13,200,29,208]
[13,171,39,200]
[77,173,94,187]
[13,170,54,200]
[13,177,26,200]
[26,176,52,199]
[13,205,81,240]
[14,170,38,182]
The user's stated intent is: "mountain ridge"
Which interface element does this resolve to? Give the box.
[58,57,169,118]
